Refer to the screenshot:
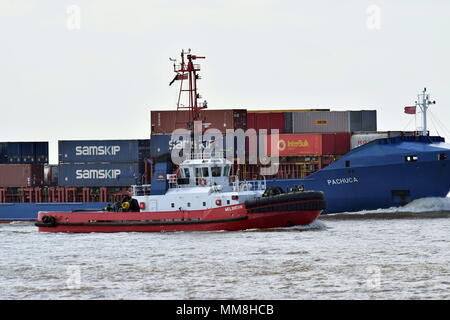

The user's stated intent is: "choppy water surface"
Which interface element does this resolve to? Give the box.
[1,198,450,300]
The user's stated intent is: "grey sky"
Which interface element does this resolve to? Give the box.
[1,0,449,164]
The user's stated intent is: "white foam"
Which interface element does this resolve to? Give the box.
[336,197,450,215]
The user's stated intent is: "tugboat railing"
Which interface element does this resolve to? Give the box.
[232,176,266,192]
[132,184,152,196]
[165,175,267,192]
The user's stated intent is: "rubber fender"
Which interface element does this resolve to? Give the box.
[245,191,324,209]
[262,186,284,197]
[41,215,56,227]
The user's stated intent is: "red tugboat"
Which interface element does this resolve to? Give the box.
[35,50,326,233]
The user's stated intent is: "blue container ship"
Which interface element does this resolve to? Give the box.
[265,135,450,214]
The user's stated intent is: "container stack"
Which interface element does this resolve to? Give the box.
[241,110,372,180]
[149,108,382,180]
[0,141,48,188]
[57,140,151,187]
[0,142,48,164]
[150,109,247,160]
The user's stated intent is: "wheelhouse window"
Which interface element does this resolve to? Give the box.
[211,166,221,177]
[405,155,418,162]
[224,165,231,176]
[202,167,209,177]
[183,168,190,178]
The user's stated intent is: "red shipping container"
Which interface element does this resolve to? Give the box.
[266,133,350,156]
[247,112,285,133]
[151,109,247,134]
[334,132,351,155]
[0,164,45,187]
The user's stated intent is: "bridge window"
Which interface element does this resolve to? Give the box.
[211,166,221,177]
[183,168,190,178]
[202,167,209,177]
[405,155,418,162]
[439,153,447,161]
[224,165,231,176]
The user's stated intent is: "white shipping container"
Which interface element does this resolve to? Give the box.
[351,133,388,149]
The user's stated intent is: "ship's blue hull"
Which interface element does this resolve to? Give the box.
[0,202,107,222]
[266,160,450,214]
[265,136,450,214]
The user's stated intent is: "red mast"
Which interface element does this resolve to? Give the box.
[169,49,207,128]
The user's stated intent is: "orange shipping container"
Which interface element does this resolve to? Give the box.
[266,133,350,156]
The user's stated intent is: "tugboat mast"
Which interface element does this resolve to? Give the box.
[416,87,436,136]
[170,49,207,125]
[169,49,208,159]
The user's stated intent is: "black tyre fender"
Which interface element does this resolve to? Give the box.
[41,215,56,227]
[245,190,325,209]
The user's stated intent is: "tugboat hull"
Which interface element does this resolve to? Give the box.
[35,192,325,233]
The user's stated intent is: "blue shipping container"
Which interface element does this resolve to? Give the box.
[3,142,49,164]
[59,140,150,163]
[150,135,173,158]
[150,134,237,159]
[58,163,143,187]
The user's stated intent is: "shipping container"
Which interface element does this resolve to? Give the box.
[280,109,331,133]
[150,134,238,159]
[266,133,351,156]
[150,135,173,158]
[286,110,377,133]
[361,111,377,131]
[150,109,247,134]
[0,164,45,187]
[2,142,49,164]
[58,139,150,164]
[247,112,285,133]
[58,163,143,187]
[350,131,416,149]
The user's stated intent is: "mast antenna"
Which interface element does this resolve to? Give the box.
[416,87,436,136]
